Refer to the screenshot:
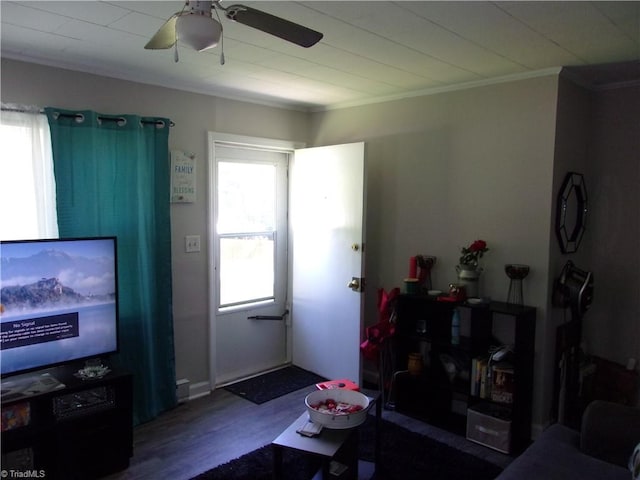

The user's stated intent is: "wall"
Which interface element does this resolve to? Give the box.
[535,76,640,420]
[551,77,640,411]
[308,75,560,429]
[1,58,309,397]
[585,84,640,369]
[546,76,592,422]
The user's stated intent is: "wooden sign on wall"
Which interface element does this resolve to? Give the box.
[171,150,196,203]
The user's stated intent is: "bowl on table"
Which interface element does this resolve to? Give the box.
[304,388,371,429]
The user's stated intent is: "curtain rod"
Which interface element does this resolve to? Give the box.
[1,105,175,127]
[1,104,43,114]
[52,112,175,128]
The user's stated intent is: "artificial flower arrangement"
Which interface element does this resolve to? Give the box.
[459,239,489,268]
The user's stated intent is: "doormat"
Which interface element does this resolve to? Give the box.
[224,366,327,404]
[191,416,503,480]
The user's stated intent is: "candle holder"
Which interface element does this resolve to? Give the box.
[505,264,529,305]
[417,255,436,290]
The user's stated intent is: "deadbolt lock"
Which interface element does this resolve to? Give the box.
[348,277,364,292]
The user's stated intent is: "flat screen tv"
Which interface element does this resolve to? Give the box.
[0,236,119,377]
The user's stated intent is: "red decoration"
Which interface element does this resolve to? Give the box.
[360,287,400,361]
[409,256,417,278]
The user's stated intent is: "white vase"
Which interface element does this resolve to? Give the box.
[456,264,482,298]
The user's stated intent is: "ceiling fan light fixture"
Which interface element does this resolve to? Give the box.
[176,13,221,52]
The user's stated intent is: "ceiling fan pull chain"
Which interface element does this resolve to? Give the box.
[220,31,225,65]
[174,42,180,63]
[213,6,225,66]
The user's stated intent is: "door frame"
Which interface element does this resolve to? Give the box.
[207,132,304,389]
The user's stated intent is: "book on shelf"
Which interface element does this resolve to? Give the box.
[470,357,478,395]
[1,401,31,431]
[471,356,489,398]
[490,362,514,404]
[480,360,488,398]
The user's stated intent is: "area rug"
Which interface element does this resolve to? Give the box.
[224,366,327,404]
[191,416,503,480]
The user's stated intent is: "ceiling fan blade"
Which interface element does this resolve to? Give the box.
[225,5,323,48]
[145,14,180,49]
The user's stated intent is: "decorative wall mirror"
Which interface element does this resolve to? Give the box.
[555,172,588,254]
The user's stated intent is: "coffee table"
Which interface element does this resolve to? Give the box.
[272,391,381,480]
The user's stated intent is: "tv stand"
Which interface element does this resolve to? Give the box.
[1,371,66,403]
[1,365,133,479]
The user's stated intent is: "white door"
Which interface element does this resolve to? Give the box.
[291,142,366,383]
[210,141,290,385]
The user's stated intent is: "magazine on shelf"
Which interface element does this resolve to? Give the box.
[490,362,515,404]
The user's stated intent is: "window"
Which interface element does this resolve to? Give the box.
[217,161,278,307]
[0,109,58,240]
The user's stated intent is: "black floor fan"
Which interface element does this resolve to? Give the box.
[552,260,594,428]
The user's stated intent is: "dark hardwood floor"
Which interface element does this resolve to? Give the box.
[103,385,512,480]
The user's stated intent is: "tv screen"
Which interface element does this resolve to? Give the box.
[0,237,119,377]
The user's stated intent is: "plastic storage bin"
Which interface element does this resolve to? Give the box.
[466,402,512,453]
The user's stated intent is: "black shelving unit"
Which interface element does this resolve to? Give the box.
[391,294,535,453]
[1,365,133,479]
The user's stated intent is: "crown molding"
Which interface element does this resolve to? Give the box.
[313,67,564,112]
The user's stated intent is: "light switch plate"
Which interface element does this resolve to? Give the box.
[185,235,200,253]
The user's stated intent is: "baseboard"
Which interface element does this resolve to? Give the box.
[188,381,212,401]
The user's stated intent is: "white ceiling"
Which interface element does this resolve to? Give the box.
[2,1,639,110]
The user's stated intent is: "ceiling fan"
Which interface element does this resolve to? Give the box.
[145,0,323,58]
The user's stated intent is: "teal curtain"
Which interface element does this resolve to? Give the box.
[45,108,176,425]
